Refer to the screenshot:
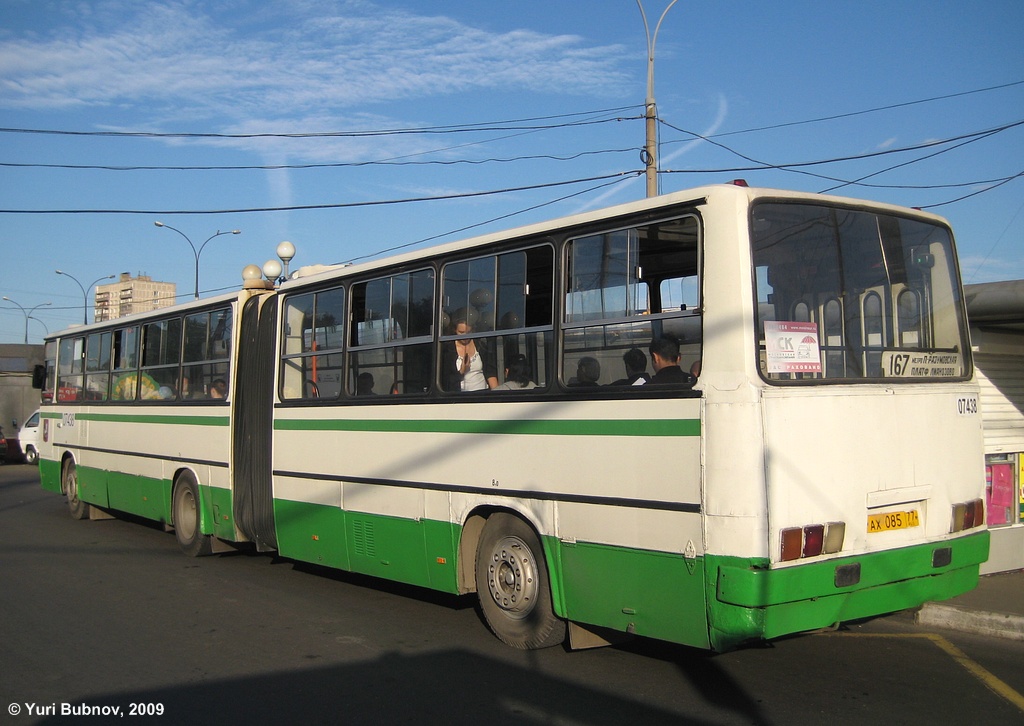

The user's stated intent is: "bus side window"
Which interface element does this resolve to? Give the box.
[440,245,553,393]
[562,216,701,388]
[281,288,345,401]
[183,307,232,399]
[349,269,434,397]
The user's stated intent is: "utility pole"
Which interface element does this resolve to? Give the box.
[638,0,678,198]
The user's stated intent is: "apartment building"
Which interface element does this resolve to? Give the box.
[94,273,177,322]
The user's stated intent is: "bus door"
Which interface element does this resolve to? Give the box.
[232,292,279,551]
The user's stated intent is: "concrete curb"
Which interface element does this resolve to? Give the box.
[916,603,1024,641]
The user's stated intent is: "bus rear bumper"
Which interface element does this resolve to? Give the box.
[707,530,990,651]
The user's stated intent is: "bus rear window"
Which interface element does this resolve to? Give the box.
[752,202,968,382]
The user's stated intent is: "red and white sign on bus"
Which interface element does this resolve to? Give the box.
[764,321,822,374]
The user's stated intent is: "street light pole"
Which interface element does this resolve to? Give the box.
[2,297,51,344]
[28,316,49,336]
[637,0,678,198]
[154,222,242,299]
[55,270,116,325]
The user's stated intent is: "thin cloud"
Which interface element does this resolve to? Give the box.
[0,1,631,118]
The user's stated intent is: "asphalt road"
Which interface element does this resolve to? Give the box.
[2,463,1022,725]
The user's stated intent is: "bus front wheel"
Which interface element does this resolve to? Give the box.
[63,459,90,520]
[172,472,213,557]
[476,513,565,649]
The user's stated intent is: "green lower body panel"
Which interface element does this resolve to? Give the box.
[205,485,235,539]
[106,469,170,522]
[272,498,460,593]
[38,459,989,655]
[40,458,61,494]
[554,539,711,649]
[39,457,229,540]
[707,530,990,651]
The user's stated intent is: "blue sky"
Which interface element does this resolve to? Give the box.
[1,0,1022,343]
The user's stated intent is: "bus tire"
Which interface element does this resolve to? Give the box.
[63,459,90,520]
[476,513,565,649]
[172,472,213,557]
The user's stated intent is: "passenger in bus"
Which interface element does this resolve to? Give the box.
[442,315,498,391]
[495,354,537,390]
[649,336,694,385]
[210,379,227,399]
[569,356,601,387]
[355,372,376,395]
[609,347,650,386]
[689,360,702,379]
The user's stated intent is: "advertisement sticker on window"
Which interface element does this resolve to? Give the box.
[764,321,822,374]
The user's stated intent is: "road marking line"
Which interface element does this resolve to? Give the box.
[823,632,1024,714]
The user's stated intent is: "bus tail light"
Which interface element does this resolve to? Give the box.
[951,499,985,533]
[823,522,846,554]
[803,525,824,557]
[780,522,846,561]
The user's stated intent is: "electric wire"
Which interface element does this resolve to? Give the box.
[343,175,637,264]
[0,170,643,215]
[0,110,641,140]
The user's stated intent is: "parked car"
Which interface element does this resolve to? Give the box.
[0,425,7,463]
[19,410,40,465]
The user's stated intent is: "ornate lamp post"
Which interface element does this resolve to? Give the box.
[637,0,678,198]
[154,221,241,299]
[2,297,51,343]
[55,270,116,324]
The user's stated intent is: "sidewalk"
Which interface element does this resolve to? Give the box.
[916,569,1024,641]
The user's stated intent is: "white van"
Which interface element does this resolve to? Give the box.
[19,409,40,465]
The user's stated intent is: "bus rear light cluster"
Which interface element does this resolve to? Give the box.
[780,522,846,562]
[950,499,985,533]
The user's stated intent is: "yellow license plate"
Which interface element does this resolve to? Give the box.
[868,510,920,533]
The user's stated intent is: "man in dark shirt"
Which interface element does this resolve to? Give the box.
[648,336,694,385]
[609,347,650,386]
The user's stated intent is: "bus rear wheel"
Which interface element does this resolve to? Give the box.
[62,459,90,520]
[476,513,565,649]
[172,472,213,557]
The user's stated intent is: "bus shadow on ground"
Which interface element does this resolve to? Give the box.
[37,648,765,726]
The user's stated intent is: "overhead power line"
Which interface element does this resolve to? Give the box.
[661,118,1024,172]
[705,79,1024,139]
[0,170,644,216]
[0,147,637,172]
[0,107,642,139]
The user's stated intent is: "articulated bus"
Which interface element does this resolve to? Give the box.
[36,183,989,651]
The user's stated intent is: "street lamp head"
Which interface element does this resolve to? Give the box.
[277,240,296,263]
[231,229,241,235]
[262,259,283,281]
[154,221,165,228]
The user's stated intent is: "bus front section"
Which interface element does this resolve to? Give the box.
[706,196,988,652]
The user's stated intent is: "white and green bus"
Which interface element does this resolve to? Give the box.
[37,182,989,651]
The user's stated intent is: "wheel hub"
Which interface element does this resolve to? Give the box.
[486,536,537,618]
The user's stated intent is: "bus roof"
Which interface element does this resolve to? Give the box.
[47,183,952,340]
[280,182,952,288]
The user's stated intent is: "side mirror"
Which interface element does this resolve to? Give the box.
[32,364,46,390]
